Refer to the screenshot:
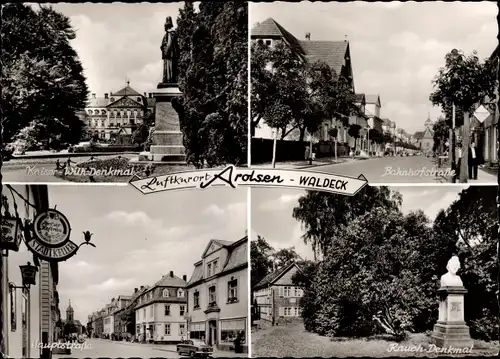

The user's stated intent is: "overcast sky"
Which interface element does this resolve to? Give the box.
[251,186,467,260]
[47,185,246,324]
[46,2,191,97]
[250,1,497,134]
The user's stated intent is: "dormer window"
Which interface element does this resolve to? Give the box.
[136,97,141,102]
[257,39,264,45]
[163,289,169,298]
[207,263,212,277]
[110,97,115,102]
[177,289,184,297]
[213,260,218,274]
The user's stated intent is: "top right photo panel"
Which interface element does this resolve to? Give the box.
[250,1,498,185]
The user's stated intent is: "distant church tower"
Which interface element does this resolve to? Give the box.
[424,112,433,129]
[67,299,74,322]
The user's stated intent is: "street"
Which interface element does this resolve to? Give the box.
[308,155,497,184]
[52,339,246,358]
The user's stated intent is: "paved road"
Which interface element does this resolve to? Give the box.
[52,339,246,358]
[311,155,497,184]
[2,154,137,183]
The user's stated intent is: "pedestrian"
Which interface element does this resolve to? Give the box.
[468,141,478,180]
[66,157,76,168]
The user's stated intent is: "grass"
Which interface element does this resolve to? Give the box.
[55,157,195,183]
[252,321,498,358]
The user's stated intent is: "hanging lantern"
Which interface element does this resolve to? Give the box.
[1,213,23,252]
[20,262,37,287]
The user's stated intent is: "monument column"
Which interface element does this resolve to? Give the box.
[431,256,473,349]
[143,15,186,163]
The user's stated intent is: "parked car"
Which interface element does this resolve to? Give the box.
[176,339,214,357]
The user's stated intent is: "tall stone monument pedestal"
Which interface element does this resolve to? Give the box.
[431,286,473,348]
[149,84,186,163]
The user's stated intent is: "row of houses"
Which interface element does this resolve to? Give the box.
[86,237,249,353]
[251,18,414,155]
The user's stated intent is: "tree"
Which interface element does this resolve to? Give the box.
[250,236,274,289]
[175,2,247,168]
[292,186,403,261]
[430,49,496,117]
[273,247,300,268]
[1,4,89,149]
[432,117,449,153]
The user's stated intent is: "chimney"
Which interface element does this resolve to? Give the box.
[134,288,138,293]
[140,285,144,290]
[183,275,187,282]
[92,93,96,99]
[104,93,108,99]
[111,297,115,302]
[305,32,311,41]
[344,34,348,43]
[170,271,174,277]
[144,92,147,97]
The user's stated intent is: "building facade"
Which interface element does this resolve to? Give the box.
[253,262,304,325]
[186,237,248,353]
[113,295,132,339]
[134,272,187,343]
[84,82,155,141]
[1,185,60,358]
[251,18,355,142]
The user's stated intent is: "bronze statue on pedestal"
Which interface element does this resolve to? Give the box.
[161,16,178,84]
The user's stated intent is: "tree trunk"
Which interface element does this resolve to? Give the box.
[460,112,470,183]
[334,138,338,162]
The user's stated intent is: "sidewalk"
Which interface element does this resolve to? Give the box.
[92,338,247,357]
[437,164,497,184]
[253,156,356,169]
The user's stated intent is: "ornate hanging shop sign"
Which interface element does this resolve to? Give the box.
[25,209,79,262]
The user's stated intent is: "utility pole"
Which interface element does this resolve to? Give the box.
[449,104,456,182]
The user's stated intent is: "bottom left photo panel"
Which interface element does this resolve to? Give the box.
[0,184,249,358]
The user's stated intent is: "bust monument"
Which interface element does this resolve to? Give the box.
[440,255,463,287]
[161,16,178,84]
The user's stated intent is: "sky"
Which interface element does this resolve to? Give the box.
[46,185,247,324]
[44,2,192,97]
[250,1,498,134]
[251,185,468,261]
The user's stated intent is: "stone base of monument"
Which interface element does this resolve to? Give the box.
[431,286,473,349]
[140,83,186,163]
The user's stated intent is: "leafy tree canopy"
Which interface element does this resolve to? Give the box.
[1,3,89,148]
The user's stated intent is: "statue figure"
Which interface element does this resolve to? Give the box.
[161,16,178,83]
[440,255,463,287]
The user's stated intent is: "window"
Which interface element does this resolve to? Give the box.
[190,323,204,340]
[143,308,146,318]
[265,40,272,46]
[179,323,186,336]
[213,260,218,274]
[180,305,185,316]
[10,287,16,332]
[150,292,153,300]
[102,110,106,115]
[294,287,300,297]
[164,324,171,335]
[294,307,299,316]
[208,286,216,304]
[110,97,115,102]
[284,307,291,316]
[284,287,291,297]
[207,263,212,277]
[137,97,141,102]
[194,291,200,309]
[221,319,245,344]
[164,305,170,316]
[177,289,184,297]
[228,279,238,302]
[163,289,169,297]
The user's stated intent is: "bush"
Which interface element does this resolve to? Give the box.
[72,145,143,153]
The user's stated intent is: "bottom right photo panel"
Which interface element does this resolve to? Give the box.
[250,186,499,358]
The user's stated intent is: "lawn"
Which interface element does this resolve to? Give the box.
[251,321,498,357]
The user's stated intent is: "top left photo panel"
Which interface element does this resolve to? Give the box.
[1,2,249,184]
